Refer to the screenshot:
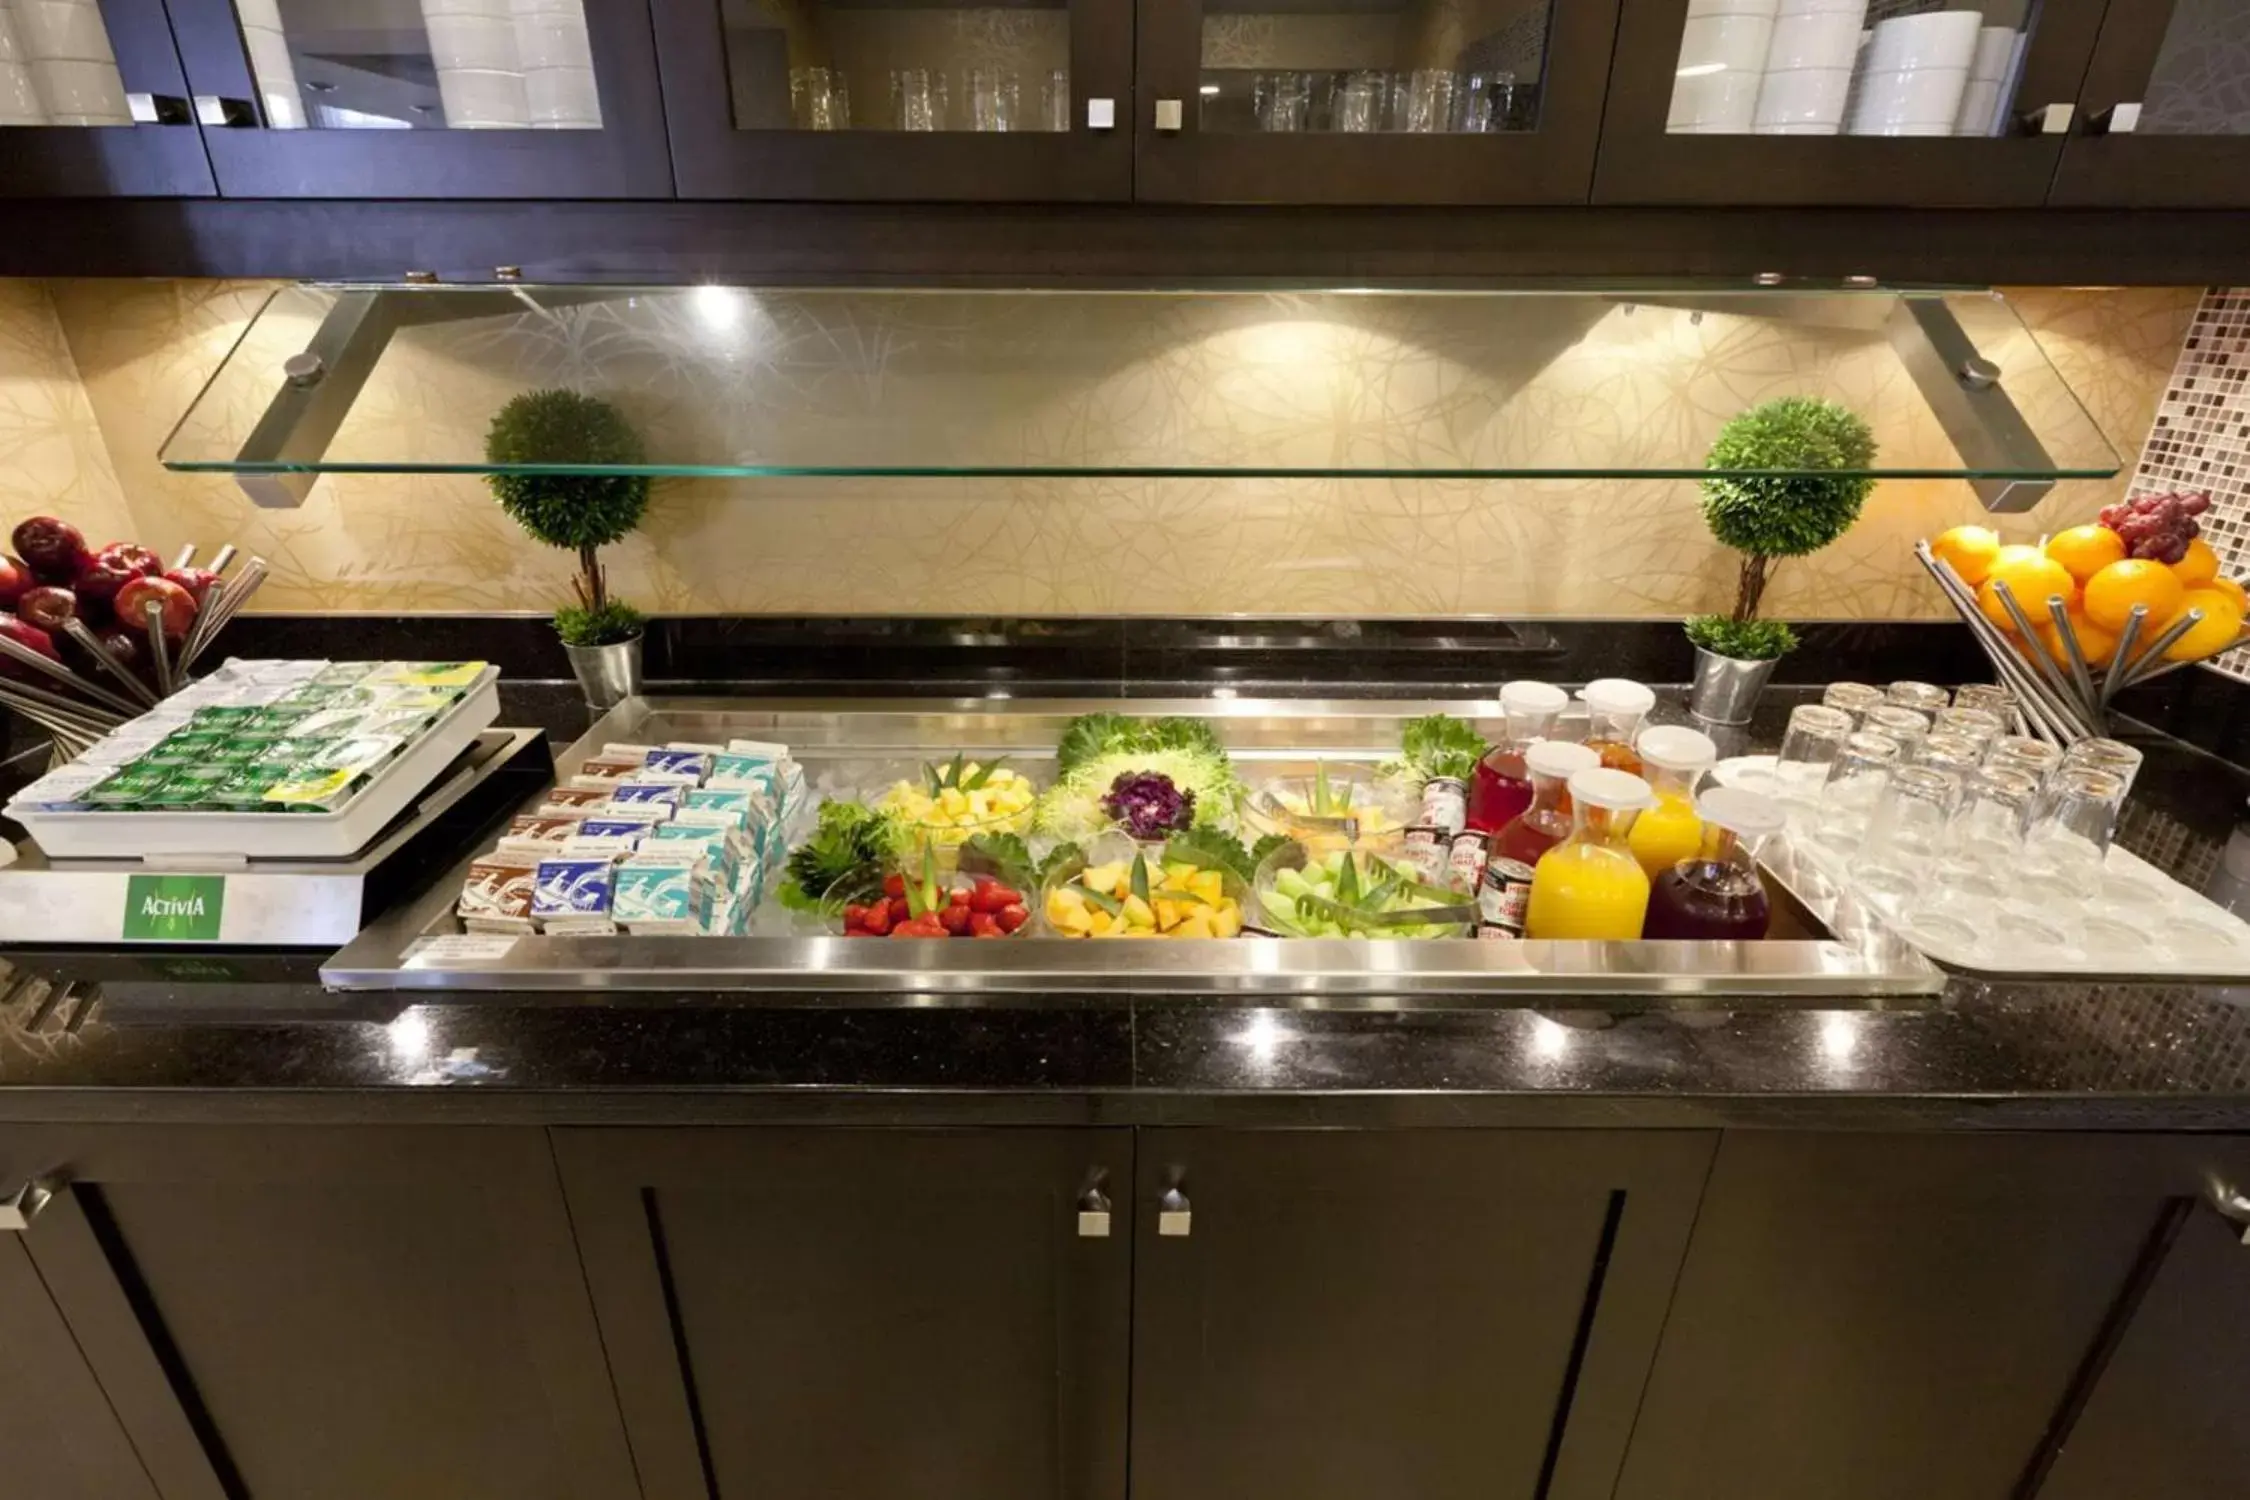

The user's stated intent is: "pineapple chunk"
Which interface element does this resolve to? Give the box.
[1154,898,1184,932]
[1211,900,1242,938]
[1087,908,1115,936]
[1081,863,1126,896]
[1174,907,1215,939]
[1188,870,1225,905]
[1122,894,1156,929]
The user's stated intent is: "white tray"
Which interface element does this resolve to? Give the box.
[10,669,500,862]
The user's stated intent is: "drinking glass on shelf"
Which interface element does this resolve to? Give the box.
[1775,703,1853,808]
[2059,737,2143,796]
[1333,69,1384,132]
[1399,69,1457,133]
[1862,705,1930,758]
[1856,765,1964,903]
[1931,706,2003,752]
[2019,767,2128,902]
[1953,683,2014,719]
[1913,732,1986,781]
[1254,71,1311,131]
[1814,730,1903,851]
[1821,682,1886,725]
[892,68,947,131]
[1041,69,1069,132]
[968,67,1018,132]
[791,67,850,131]
[1886,681,1951,715]
[1984,734,2060,783]
[1937,764,2038,899]
[1455,70,1512,133]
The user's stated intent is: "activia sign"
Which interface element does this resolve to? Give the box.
[123,875,225,942]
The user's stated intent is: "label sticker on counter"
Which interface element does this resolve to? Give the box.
[404,933,520,967]
[123,874,226,942]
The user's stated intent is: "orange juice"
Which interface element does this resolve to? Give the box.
[1522,767,1658,941]
[1628,794,1704,879]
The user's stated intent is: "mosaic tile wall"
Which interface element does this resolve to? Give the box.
[2122,287,2250,682]
[0,279,2202,619]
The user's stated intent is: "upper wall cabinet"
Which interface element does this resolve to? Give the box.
[0,0,215,196]
[651,0,1134,200]
[156,0,673,196]
[1593,0,2109,206]
[2049,0,2250,206]
[1132,0,1623,203]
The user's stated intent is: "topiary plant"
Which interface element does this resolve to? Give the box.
[1699,396,1877,628]
[555,600,647,650]
[485,388,651,633]
[1685,614,1798,662]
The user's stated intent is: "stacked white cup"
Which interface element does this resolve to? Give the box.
[419,0,529,128]
[512,0,600,130]
[1952,24,2018,137]
[233,0,306,128]
[1753,0,1867,135]
[1670,0,1777,134]
[6,0,130,125]
[0,3,47,125]
[1849,9,1980,137]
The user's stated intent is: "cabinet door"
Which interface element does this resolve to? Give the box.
[2036,1154,2250,1500]
[1134,0,1622,203]
[1592,0,2109,206]
[653,0,1133,200]
[158,0,673,197]
[0,1227,165,1500]
[0,0,214,197]
[1130,1129,1716,1500]
[556,1127,1134,1500]
[2050,0,2250,205]
[1611,1132,2242,1500]
[0,1126,639,1500]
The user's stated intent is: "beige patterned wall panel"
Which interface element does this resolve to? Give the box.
[31,278,2199,619]
[0,281,133,550]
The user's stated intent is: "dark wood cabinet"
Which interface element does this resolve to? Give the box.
[0,0,214,198]
[652,0,1135,201]
[0,1126,639,1500]
[156,0,674,197]
[1133,0,1622,204]
[2049,0,2250,207]
[0,1226,166,1500]
[556,1126,1136,1500]
[1610,1132,2248,1500]
[1128,1128,1715,1500]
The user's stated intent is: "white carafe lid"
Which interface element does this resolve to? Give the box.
[1694,786,1788,838]
[1499,680,1568,715]
[1580,678,1657,718]
[1524,741,1600,781]
[1566,767,1658,811]
[1636,724,1718,774]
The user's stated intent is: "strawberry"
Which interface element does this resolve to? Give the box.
[949,887,972,906]
[859,901,892,936]
[969,912,1005,938]
[843,904,867,927]
[938,905,973,936]
[842,927,875,937]
[889,895,914,925]
[883,873,906,899]
[996,902,1029,933]
[969,883,1012,914]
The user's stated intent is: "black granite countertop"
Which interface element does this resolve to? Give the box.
[5,629,2250,1129]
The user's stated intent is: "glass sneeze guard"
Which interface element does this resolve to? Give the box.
[161,283,2120,499]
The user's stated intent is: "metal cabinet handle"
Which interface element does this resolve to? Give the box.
[2084,102,2142,137]
[0,1180,53,1233]
[193,95,258,127]
[126,93,191,125]
[1076,1185,1113,1239]
[1154,98,1184,133]
[2017,102,2074,136]
[1158,1185,1192,1237]
[2212,1182,2250,1246]
[1085,97,1116,131]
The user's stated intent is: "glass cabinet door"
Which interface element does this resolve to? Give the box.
[161,0,672,195]
[2052,0,2250,205]
[1135,0,1622,202]
[652,0,1133,199]
[1592,0,2110,205]
[0,0,214,195]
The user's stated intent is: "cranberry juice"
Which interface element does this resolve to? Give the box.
[1492,808,1568,866]
[1467,748,1534,833]
[1642,861,1771,941]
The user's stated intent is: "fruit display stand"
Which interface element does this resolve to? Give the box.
[322,696,1948,999]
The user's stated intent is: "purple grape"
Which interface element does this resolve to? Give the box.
[2184,493,2212,516]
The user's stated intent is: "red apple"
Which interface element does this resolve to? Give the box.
[0,556,31,609]
[115,575,197,639]
[60,625,141,681]
[95,542,162,579]
[11,517,86,582]
[15,585,76,634]
[163,566,224,605]
[73,550,144,605]
[0,613,59,680]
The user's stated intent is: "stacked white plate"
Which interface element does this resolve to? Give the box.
[1952,24,2019,137]
[0,3,45,125]
[1850,9,1979,137]
[7,0,130,125]
[1753,0,1867,135]
[1671,0,1776,134]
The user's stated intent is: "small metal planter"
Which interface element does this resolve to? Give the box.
[1688,646,1779,725]
[563,631,644,710]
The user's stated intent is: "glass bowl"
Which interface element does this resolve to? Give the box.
[1236,761,1419,854]
[1037,834,1247,940]
[872,757,1042,871]
[1252,840,1476,939]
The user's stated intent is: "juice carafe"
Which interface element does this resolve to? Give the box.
[1643,787,1787,940]
[1466,680,1568,833]
[1580,679,1656,774]
[1627,724,1718,877]
[1523,768,1658,941]
[1491,740,1600,867]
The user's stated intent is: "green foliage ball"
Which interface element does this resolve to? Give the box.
[1685,614,1798,661]
[555,599,647,648]
[1700,397,1878,559]
[484,389,651,551]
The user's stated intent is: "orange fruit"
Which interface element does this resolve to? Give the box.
[2031,608,2118,669]
[2206,575,2249,613]
[2082,558,2186,633]
[1930,525,2002,585]
[1976,549,2077,632]
[2172,537,2220,588]
[2162,587,2247,662]
[2044,524,2126,584]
